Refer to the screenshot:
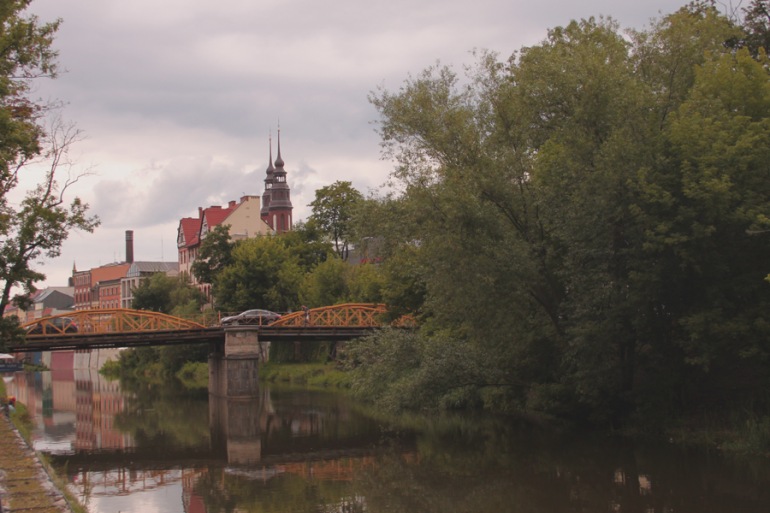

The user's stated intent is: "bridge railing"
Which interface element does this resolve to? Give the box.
[22,309,206,336]
[21,304,416,337]
[271,303,416,328]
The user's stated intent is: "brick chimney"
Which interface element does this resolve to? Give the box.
[125,230,134,263]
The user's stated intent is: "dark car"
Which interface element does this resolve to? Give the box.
[220,309,282,326]
[26,316,78,335]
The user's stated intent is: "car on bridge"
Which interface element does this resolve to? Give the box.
[26,316,78,334]
[220,309,282,326]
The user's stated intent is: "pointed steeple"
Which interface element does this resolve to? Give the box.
[261,132,274,221]
[266,124,293,233]
[265,132,275,187]
[274,126,285,169]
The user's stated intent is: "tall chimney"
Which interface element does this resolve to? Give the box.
[125,230,134,263]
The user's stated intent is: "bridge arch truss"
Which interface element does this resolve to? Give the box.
[22,309,205,336]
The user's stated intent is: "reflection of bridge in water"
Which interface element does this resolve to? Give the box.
[7,367,416,510]
[48,387,416,473]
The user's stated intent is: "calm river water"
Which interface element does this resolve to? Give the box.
[5,368,770,513]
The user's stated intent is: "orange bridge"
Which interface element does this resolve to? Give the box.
[11,304,414,352]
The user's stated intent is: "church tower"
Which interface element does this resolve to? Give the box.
[261,128,293,233]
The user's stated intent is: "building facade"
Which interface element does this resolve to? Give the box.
[121,262,180,309]
[72,230,177,310]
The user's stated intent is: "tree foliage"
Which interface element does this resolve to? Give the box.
[299,257,386,307]
[131,272,205,315]
[741,0,770,56]
[351,4,770,426]
[308,180,363,260]
[190,224,234,285]
[213,235,304,313]
[0,2,98,348]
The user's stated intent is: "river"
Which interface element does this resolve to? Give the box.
[4,368,770,513]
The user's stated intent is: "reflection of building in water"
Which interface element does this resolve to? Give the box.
[182,469,208,513]
[5,368,133,453]
[277,456,377,481]
[6,371,78,452]
[74,369,132,451]
[72,468,182,498]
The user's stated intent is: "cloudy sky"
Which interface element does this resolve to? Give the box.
[21,0,691,289]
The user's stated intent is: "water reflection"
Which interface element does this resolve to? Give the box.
[5,369,770,513]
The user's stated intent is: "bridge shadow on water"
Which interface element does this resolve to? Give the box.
[46,385,416,473]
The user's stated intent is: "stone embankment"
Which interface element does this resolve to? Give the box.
[0,413,74,513]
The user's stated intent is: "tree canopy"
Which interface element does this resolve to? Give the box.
[0,1,98,347]
[131,272,205,317]
[348,2,770,426]
[308,180,363,260]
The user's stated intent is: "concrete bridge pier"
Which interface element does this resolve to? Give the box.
[208,328,269,399]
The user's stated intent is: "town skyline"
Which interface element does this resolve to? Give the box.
[21,0,692,289]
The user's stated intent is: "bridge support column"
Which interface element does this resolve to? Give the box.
[209,329,269,399]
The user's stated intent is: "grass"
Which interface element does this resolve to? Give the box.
[665,412,770,457]
[176,361,209,389]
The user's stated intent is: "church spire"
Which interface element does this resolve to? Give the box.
[261,131,275,222]
[274,126,284,168]
[266,124,292,234]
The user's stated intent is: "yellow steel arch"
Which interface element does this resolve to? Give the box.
[272,303,399,328]
[23,309,205,336]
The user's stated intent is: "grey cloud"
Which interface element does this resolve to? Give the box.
[27,0,690,289]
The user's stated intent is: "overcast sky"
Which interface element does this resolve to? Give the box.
[21,0,692,289]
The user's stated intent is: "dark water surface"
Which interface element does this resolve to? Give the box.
[6,369,770,513]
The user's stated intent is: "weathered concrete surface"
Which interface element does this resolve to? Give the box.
[209,329,268,398]
[0,413,74,513]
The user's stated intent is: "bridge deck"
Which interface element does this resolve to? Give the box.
[8,326,386,352]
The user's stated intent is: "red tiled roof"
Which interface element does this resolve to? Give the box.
[178,202,239,250]
[178,217,200,249]
[203,205,235,228]
[90,263,131,284]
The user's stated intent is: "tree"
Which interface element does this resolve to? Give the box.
[279,219,334,271]
[190,224,234,286]
[131,273,205,315]
[308,181,363,260]
[362,4,770,425]
[741,0,770,56]
[0,3,99,344]
[213,235,303,313]
[299,257,349,307]
[298,257,387,312]
[653,47,770,408]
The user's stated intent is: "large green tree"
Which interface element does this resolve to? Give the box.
[190,224,234,286]
[0,2,98,345]
[299,256,386,307]
[308,180,363,260]
[131,272,205,316]
[356,3,770,425]
[213,235,304,313]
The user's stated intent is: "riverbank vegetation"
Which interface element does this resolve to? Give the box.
[0,0,99,351]
[352,0,770,443]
